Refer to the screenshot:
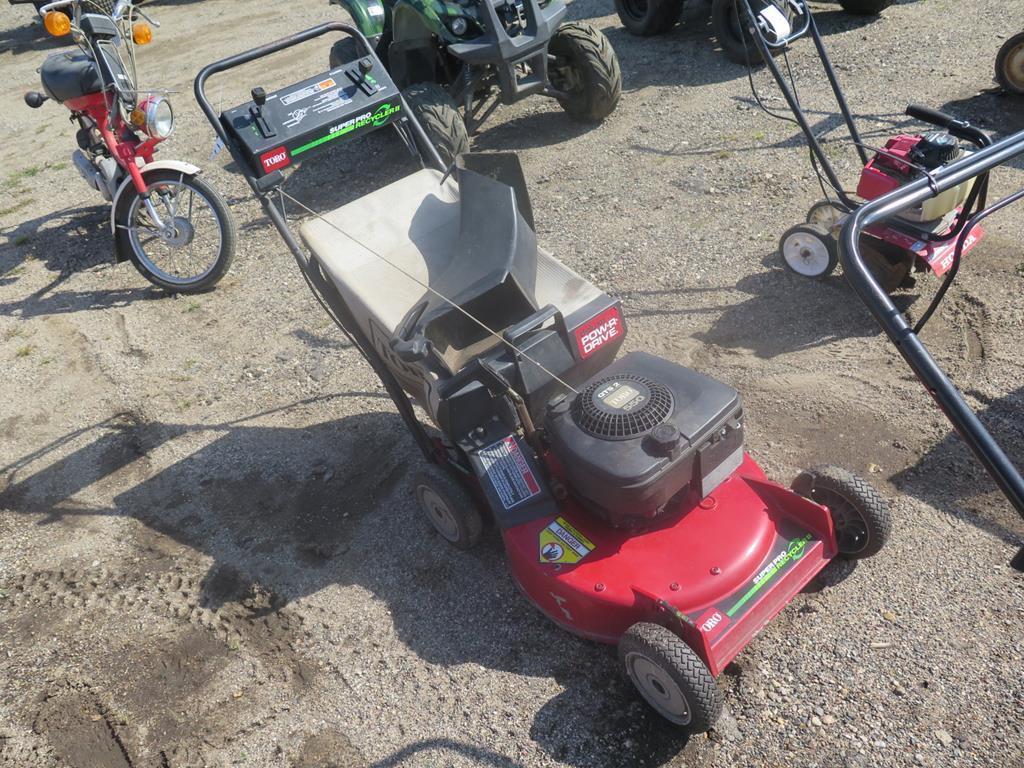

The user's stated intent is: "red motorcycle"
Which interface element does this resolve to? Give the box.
[23,0,235,293]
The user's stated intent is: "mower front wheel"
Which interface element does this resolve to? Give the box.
[614,0,685,36]
[792,466,891,559]
[996,32,1024,95]
[549,22,623,123]
[413,465,483,551]
[618,623,722,732]
[779,223,838,279]
[402,83,470,168]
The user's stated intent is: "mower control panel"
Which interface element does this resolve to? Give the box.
[221,52,403,178]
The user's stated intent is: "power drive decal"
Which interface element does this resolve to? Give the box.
[725,534,812,618]
[478,436,540,510]
[573,306,622,360]
[539,517,595,564]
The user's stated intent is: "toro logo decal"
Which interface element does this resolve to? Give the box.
[573,305,623,360]
[260,146,291,173]
[694,608,731,641]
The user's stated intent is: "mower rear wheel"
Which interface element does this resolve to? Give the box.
[996,32,1024,95]
[806,200,848,235]
[836,0,893,14]
[413,465,483,550]
[792,466,891,559]
[548,22,622,122]
[619,623,722,731]
[780,223,838,279]
[402,83,470,167]
[614,0,685,36]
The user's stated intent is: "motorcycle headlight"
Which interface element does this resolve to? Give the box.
[138,96,174,140]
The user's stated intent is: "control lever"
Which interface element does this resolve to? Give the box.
[347,56,379,96]
[249,87,276,138]
[390,336,432,363]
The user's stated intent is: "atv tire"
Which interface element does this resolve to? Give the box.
[328,38,358,70]
[549,22,622,122]
[402,82,470,167]
[614,0,685,36]
[837,0,893,14]
[711,0,784,66]
[792,466,892,559]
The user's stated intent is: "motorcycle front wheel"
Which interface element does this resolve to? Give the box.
[114,169,236,294]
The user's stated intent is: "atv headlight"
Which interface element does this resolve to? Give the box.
[138,96,174,140]
[449,16,469,36]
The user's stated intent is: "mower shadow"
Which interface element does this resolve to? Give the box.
[891,386,1024,549]
[0,403,689,768]
[938,92,1024,171]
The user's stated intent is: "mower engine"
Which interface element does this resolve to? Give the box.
[545,352,744,528]
[856,132,973,222]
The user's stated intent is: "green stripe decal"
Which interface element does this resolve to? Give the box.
[292,126,354,156]
[726,534,813,618]
[291,103,402,157]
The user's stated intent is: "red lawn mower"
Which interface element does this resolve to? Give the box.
[730,0,994,293]
[195,22,891,732]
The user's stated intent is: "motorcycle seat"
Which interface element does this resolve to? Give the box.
[40,52,102,103]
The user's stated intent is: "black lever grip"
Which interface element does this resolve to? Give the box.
[906,104,991,148]
[390,336,431,363]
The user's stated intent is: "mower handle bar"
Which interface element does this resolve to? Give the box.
[838,129,1024,526]
[905,104,991,149]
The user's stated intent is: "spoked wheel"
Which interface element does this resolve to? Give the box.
[413,464,483,550]
[836,0,894,14]
[996,32,1024,95]
[402,82,470,167]
[548,22,622,122]
[618,623,722,732]
[710,0,785,66]
[613,0,685,36]
[779,223,838,279]
[114,169,235,293]
[792,465,891,559]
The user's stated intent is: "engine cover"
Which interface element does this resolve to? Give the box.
[545,352,744,527]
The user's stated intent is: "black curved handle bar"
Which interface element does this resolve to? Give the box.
[905,104,991,148]
[839,129,1024,531]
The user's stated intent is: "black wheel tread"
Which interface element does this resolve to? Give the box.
[413,464,483,550]
[402,82,470,167]
[549,22,622,122]
[614,0,685,37]
[618,622,722,732]
[794,465,891,559]
[837,0,893,14]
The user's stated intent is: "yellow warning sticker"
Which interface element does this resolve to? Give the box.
[539,517,595,564]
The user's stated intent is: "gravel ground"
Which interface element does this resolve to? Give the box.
[1,0,1023,766]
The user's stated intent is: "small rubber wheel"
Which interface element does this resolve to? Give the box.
[806,200,847,235]
[779,223,838,278]
[791,465,891,559]
[619,623,722,731]
[401,82,470,167]
[837,0,893,14]
[710,0,784,66]
[413,465,483,550]
[614,0,685,36]
[548,22,623,122]
[996,32,1024,95]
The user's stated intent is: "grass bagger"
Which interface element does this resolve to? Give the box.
[725,0,996,293]
[839,130,1024,570]
[324,0,622,162]
[194,22,891,732]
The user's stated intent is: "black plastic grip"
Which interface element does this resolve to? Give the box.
[906,104,991,148]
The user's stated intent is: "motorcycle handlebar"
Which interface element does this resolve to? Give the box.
[905,103,991,148]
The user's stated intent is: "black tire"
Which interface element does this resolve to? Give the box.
[791,465,891,559]
[413,465,483,550]
[614,0,685,36]
[114,169,235,294]
[996,32,1024,95]
[328,38,358,70]
[837,0,893,14]
[618,623,722,732]
[711,0,783,66]
[548,22,622,123]
[779,223,838,279]
[402,82,470,167]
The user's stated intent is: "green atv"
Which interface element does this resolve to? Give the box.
[327,0,622,163]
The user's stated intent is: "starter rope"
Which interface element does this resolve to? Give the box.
[278,188,581,396]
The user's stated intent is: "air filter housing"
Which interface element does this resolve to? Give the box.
[546,352,744,527]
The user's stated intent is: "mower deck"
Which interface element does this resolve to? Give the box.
[504,455,836,675]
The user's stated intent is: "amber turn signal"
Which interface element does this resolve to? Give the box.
[44,11,71,37]
[132,22,153,45]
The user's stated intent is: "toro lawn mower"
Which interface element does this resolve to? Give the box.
[996,31,1024,95]
[614,0,892,59]
[839,129,1024,570]
[195,22,891,731]
[728,0,994,293]
[324,0,622,162]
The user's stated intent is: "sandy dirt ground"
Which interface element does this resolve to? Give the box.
[1,0,1023,766]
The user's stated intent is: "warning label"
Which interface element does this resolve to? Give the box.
[539,517,595,564]
[478,436,541,510]
[281,78,338,106]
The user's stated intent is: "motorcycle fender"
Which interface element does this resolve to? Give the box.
[109,160,202,237]
[329,0,387,39]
